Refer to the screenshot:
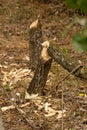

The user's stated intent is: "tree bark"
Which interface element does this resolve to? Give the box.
[48,42,87,80]
[28,19,87,95]
[29,19,43,70]
[28,19,52,95]
[27,59,52,95]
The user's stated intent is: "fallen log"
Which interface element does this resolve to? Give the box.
[48,42,87,80]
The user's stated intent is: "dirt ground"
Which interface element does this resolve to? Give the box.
[0,0,87,130]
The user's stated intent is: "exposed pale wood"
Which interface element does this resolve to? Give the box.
[1,103,30,112]
[28,19,87,95]
[28,20,52,95]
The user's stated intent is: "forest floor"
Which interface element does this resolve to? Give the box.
[0,0,87,130]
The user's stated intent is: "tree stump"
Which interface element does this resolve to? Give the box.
[27,58,52,95]
[28,19,87,95]
[29,19,43,70]
[28,19,52,95]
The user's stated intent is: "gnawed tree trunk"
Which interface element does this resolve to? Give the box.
[48,42,87,79]
[28,19,87,95]
[27,59,52,95]
[29,19,43,70]
[28,20,52,95]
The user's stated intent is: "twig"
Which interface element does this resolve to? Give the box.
[56,65,82,130]
[56,64,82,90]
[0,112,4,130]
[61,81,64,130]
[55,65,82,129]
[1,73,35,129]
[14,105,35,130]
[9,102,34,129]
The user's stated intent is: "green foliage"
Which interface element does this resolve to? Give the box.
[66,0,87,52]
[3,85,11,91]
[72,33,87,52]
[62,48,69,54]
[66,0,87,13]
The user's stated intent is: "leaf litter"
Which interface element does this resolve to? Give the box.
[0,0,87,130]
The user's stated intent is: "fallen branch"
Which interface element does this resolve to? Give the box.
[56,64,82,90]
[48,42,87,80]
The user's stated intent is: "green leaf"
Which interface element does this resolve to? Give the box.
[3,85,11,91]
[66,0,87,13]
[72,34,87,52]
[62,48,69,54]
[66,0,78,8]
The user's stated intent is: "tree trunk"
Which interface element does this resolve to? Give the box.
[29,19,43,70]
[28,19,52,95]
[27,59,52,95]
[48,42,87,79]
